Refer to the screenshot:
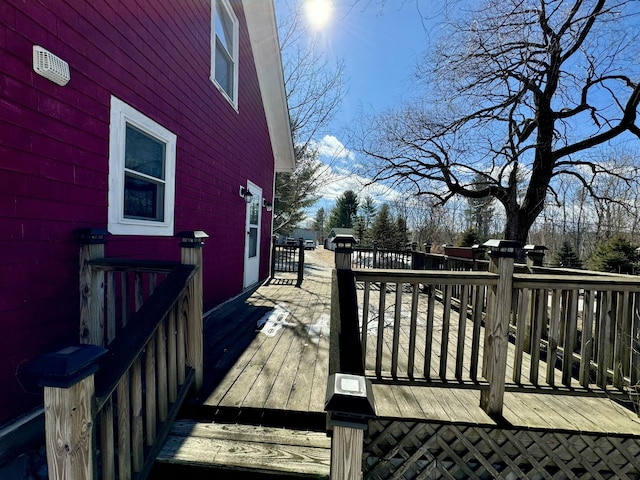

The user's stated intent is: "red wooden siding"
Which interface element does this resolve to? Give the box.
[0,0,277,425]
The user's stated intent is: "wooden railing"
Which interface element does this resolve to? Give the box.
[35,230,207,480]
[270,236,304,286]
[331,241,640,419]
[511,273,640,390]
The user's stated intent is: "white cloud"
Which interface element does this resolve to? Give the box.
[312,135,356,162]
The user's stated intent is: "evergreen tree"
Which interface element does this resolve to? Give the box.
[371,204,395,249]
[314,208,326,244]
[459,228,481,247]
[359,195,377,246]
[328,190,359,229]
[553,241,583,269]
[588,235,637,274]
[393,216,408,249]
[354,216,366,245]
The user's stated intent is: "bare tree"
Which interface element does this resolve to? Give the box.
[356,0,640,245]
[274,1,346,234]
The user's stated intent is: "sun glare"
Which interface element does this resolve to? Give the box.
[305,0,334,31]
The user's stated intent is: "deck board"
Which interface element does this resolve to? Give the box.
[158,421,330,477]
[193,248,640,436]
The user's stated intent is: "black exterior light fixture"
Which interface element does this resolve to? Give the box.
[263,199,273,211]
[239,185,254,203]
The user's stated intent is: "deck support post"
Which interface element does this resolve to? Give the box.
[480,239,519,418]
[77,228,109,346]
[177,230,208,391]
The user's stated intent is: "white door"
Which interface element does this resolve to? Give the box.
[243,181,262,288]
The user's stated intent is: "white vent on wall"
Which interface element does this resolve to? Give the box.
[33,45,70,86]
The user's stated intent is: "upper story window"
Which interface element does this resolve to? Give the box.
[108,96,176,236]
[211,0,239,107]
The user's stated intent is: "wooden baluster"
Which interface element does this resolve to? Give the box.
[375,283,386,378]
[131,358,143,472]
[439,283,452,380]
[121,272,129,327]
[106,271,116,345]
[470,284,484,381]
[424,284,435,381]
[390,283,403,378]
[145,336,157,445]
[408,283,419,379]
[177,294,187,386]
[562,289,579,387]
[580,290,595,387]
[546,289,562,386]
[117,373,131,480]
[100,397,115,480]
[456,283,470,381]
[513,287,530,384]
[361,281,370,370]
[157,320,169,421]
[631,292,640,387]
[167,306,178,402]
[596,290,613,389]
[614,291,630,390]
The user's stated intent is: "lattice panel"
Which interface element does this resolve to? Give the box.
[364,420,640,479]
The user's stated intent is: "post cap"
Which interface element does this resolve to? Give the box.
[325,373,375,429]
[27,344,107,388]
[523,244,548,254]
[332,234,357,250]
[483,239,520,258]
[176,230,209,247]
[75,228,109,244]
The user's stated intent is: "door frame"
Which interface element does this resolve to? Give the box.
[243,180,262,288]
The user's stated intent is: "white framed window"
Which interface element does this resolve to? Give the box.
[211,0,239,107]
[108,96,176,236]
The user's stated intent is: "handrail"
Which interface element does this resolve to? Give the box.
[95,264,196,409]
[39,230,207,480]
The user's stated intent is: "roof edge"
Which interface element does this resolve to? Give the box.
[242,0,296,173]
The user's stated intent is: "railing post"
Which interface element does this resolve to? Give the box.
[524,244,547,269]
[177,230,208,391]
[29,344,107,480]
[297,237,305,287]
[333,234,356,271]
[270,235,277,279]
[327,233,374,479]
[325,374,375,480]
[480,239,519,418]
[77,228,109,347]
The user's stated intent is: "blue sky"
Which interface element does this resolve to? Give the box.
[276,0,442,223]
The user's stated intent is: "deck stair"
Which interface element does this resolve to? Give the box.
[154,420,331,478]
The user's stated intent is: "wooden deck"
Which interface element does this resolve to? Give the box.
[156,247,640,477]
